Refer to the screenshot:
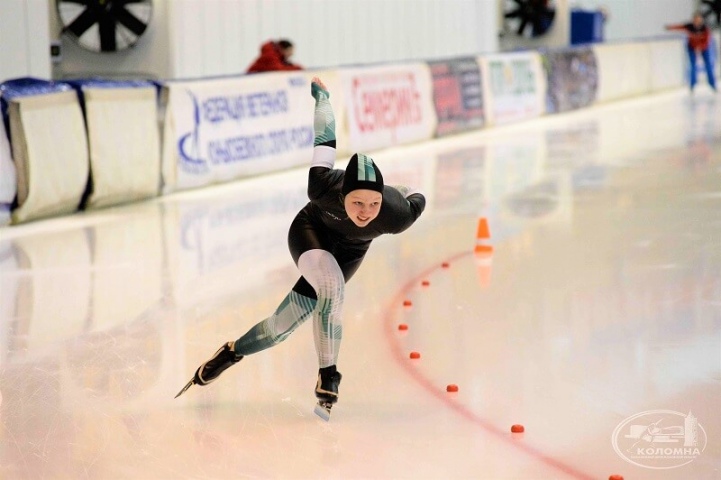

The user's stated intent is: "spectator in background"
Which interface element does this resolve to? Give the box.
[247,39,302,73]
[666,12,717,93]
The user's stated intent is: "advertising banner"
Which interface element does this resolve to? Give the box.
[162,72,316,192]
[542,46,598,113]
[479,52,545,126]
[427,57,484,137]
[340,64,437,153]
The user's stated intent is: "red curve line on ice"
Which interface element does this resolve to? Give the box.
[381,251,596,480]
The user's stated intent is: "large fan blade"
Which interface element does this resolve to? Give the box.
[66,7,100,37]
[114,7,147,36]
[505,8,522,19]
[701,0,721,25]
[98,13,117,52]
[517,18,529,35]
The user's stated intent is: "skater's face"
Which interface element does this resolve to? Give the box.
[344,189,382,227]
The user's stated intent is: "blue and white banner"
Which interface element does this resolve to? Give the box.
[162,73,315,192]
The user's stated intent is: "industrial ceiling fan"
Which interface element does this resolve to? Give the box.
[503,0,556,38]
[57,0,153,53]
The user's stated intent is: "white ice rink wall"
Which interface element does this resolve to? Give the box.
[0,34,692,219]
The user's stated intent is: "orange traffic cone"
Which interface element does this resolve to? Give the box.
[474,217,493,256]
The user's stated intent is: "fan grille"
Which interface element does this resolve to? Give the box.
[58,0,153,53]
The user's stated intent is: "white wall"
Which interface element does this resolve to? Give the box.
[44,0,498,81]
[0,0,51,83]
[169,0,500,79]
[570,0,697,42]
[0,0,702,84]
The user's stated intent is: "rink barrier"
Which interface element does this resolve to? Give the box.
[647,39,686,91]
[0,78,88,224]
[0,118,15,226]
[593,42,654,102]
[67,79,162,209]
[0,36,691,224]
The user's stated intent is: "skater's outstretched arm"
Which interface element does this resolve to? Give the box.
[307,77,341,200]
[382,184,426,234]
[310,77,335,164]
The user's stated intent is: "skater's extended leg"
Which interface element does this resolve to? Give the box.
[176,289,317,398]
[233,290,317,355]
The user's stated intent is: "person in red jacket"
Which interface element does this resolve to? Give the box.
[666,12,717,93]
[246,39,303,73]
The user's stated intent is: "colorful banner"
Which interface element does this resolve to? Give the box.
[428,58,484,137]
[542,46,598,113]
[479,52,545,126]
[162,73,316,192]
[340,64,437,153]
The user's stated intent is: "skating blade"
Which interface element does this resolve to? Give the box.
[314,402,332,421]
[174,379,194,398]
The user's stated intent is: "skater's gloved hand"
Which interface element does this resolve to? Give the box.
[311,77,330,101]
[390,184,420,198]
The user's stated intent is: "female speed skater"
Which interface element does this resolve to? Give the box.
[176,77,426,418]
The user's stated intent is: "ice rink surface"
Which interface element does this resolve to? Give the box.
[1,89,720,479]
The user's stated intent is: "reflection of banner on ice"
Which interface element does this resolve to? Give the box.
[433,148,486,210]
[342,64,436,153]
[163,74,315,192]
[542,46,598,113]
[428,58,484,137]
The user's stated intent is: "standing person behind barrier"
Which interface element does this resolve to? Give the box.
[176,77,426,414]
[666,12,718,93]
[247,39,302,73]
